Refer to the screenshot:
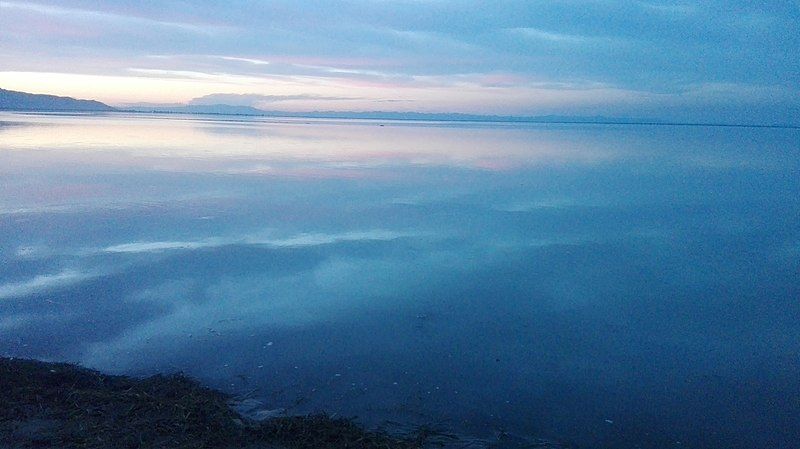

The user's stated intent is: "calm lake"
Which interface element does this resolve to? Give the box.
[1,112,798,448]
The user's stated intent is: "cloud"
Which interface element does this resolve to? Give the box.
[15,245,52,260]
[0,0,797,123]
[0,312,64,332]
[79,274,318,370]
[188,93,363,107]
[0,270,92,299]
[216,56,271,65]
[0,1,230,35]
[79,240,461,371]
[103,241,215,253]
[268,230,410,247]
[126,68,265,84]
[101,230,414,254]
[506,27,613,45]
[635,1,698,15]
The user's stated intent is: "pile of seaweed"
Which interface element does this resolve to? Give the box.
[0,357,424,449]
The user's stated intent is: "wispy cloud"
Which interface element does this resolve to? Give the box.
[103,241,215,253]
[0,312,66,332]
[216,56,271,66]
[126,68,263,84]
[80,242,459,371]
[0,1,230,35]
[0,0,796,123]
[635,1,698,15]
[189,93,363,107]
[506,27,628,46]
[102,230,414,254]
[0,270,92,299]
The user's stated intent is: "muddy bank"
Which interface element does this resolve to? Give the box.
[0,357,430,449]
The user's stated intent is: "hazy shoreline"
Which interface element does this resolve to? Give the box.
[0,357,454,449]
[3,88,798,129]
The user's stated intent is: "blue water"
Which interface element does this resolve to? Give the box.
[1,112,798,448]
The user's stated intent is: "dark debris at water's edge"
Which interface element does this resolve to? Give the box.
[0,357,569,449]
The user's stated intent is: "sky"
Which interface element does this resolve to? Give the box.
[0,0,798,122]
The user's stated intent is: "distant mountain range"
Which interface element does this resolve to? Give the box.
[0,88,117,112]
[47,87,800,130]
[1,87,655,124]
[124,103,650,124]
[126,103,268,116]
[2,87,797,128]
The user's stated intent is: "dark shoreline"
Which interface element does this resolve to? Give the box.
[0,357,441,449]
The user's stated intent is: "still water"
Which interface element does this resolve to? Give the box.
[1,112,798,448]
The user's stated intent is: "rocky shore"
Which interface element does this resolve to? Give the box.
[0,357,426,449]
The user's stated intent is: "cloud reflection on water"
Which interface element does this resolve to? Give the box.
[1,113,799,449]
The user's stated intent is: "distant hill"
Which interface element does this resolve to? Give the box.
[3,88,794,128]
[250,111,655,124]
[0,87,652,124]
[1,87,664,124]
[0,88,116,112]
[126,103,266,115]
[124,104,650,124]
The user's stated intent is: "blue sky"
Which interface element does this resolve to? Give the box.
[0,0,798,122]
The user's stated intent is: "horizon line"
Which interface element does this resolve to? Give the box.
[2,87,798,130]
[4,109,798,130]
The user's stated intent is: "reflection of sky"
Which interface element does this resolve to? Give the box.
[0,113,619,170]
[1,113,799,449]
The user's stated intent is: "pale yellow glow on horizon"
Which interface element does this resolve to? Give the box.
[0,71,297,105]
[0,70,658,114]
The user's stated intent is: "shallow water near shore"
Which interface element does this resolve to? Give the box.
[1,112,798,448]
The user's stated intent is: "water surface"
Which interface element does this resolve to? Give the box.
[1,112,798,448]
